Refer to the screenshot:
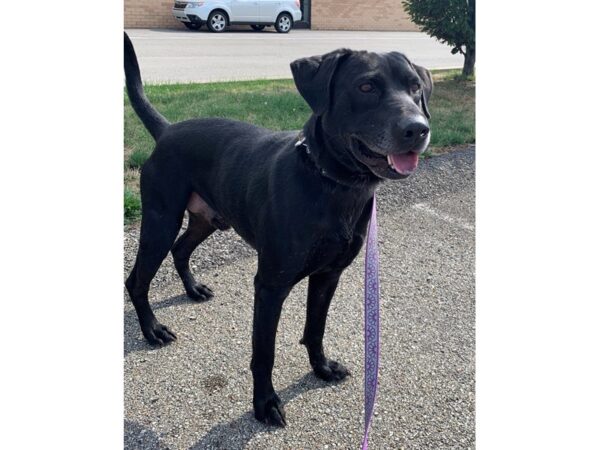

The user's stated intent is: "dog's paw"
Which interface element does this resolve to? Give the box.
[313,359,350,382]
[254,392,287,427]
[186,283,214,301]
[142,320,177,346]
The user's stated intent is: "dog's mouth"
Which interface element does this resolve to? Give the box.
[353,139,420,179]
[386,152,420,175]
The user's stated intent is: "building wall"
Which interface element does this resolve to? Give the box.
[311,0,419,31]
[124,0,419,31]
[125,0,182,29]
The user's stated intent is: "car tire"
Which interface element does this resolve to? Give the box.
[184,22,202,30]
[207,10,228,33]
[251,25,266,31]
[274,13,293,33]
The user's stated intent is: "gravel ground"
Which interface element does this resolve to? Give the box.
[124,147,475,449]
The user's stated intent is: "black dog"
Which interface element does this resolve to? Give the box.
[124,32,432,427]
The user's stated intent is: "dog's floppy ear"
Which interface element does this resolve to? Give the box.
[414,64,433,119]
[290,49,351,115]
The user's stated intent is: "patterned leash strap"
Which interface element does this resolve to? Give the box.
[362,194,380,450]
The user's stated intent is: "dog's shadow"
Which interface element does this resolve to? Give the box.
[124,419,167,449]
[189,372,339,449]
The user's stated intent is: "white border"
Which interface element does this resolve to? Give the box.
[2,1,600,448]
[0,3,123,449]
[477,1,600,448]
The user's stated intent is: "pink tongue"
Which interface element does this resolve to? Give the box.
[390,152,419,174]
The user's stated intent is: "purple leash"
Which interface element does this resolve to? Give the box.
[362,194,380,449]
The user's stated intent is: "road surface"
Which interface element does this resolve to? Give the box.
[125,29,463,84]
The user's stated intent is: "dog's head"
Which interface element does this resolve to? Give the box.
[291,50,433,180]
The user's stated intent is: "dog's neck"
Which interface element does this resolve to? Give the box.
[299,115,379,189]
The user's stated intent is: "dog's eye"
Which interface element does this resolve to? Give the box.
[359,82,374,93]
[410,83,421,93]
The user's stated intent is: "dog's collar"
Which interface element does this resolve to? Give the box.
[295,131,370,188]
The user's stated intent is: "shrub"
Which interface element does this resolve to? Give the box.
[124,188,141,223]
[403,0,476,77]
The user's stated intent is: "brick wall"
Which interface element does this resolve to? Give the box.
[311,0,419,31]
[124,0,182,29]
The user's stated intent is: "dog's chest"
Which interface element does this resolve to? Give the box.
[305,215,366,272]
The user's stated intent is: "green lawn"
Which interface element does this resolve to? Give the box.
[124,71,474,222]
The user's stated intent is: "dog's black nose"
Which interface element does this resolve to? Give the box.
[397,118,430,147]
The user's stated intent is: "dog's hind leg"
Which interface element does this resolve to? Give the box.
[300,270,350,381]
[126,199,186,346]
[171,211,216,301]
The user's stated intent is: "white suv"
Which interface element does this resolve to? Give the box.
[172,0,302,33]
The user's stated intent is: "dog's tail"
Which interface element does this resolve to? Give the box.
[124,32,169,141]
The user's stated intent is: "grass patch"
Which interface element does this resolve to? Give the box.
[421,70,475,156]
[128,148,151,169]
[124,71,474,222]
[124,187,142,224]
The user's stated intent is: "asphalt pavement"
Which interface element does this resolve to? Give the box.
[124,147,475,449]
[124,29,463,84]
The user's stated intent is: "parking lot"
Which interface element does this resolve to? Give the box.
[125,28,463,83]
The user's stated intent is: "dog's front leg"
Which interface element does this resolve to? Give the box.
[251,275,292,427]
[301,270,351,382]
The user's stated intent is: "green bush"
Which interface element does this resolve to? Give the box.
[124,188,141,223]
[128,148,151,169]
[403,0,475,77]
